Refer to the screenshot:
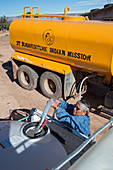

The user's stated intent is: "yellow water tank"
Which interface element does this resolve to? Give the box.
[9,8,113,83]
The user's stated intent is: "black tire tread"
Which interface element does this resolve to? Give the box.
[17,65,38,90]
[40,71,62,99]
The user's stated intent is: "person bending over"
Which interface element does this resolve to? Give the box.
[51,99,90,137]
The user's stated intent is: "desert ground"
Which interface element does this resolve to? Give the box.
[0,31,111,140]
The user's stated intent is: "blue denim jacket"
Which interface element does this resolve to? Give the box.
[54,99,90,137]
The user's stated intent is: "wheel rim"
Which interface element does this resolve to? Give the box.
[21,71,30,86]
[44,79,56,95]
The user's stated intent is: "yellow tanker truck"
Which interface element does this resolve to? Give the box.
[9,6,113,108]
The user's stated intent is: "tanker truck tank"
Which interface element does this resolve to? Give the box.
[9,6,113,107]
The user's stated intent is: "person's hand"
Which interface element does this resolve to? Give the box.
[51,99,57,108]
[56,99,61,105]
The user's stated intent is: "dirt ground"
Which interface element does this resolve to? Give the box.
[0,31,111,140]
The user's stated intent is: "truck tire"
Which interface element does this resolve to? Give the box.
[17,65,38,90]
[40,71,62,99]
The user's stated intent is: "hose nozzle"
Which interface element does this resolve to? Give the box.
[34,99,53,135]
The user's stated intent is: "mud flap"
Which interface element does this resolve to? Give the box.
[105,91,113,108]
[64,72,76,99]
[11,59,18,80]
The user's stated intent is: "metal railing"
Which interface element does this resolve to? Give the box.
[21,6,70,20]
[21,6,88,21]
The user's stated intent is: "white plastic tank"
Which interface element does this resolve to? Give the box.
[69,127,113,170]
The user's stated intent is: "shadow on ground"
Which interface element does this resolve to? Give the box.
[2,60,14,82]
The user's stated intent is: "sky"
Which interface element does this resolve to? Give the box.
[0,0,112,17]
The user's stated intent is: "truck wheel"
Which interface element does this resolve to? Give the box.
[40,71,62,99]
[17,65,38,90]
